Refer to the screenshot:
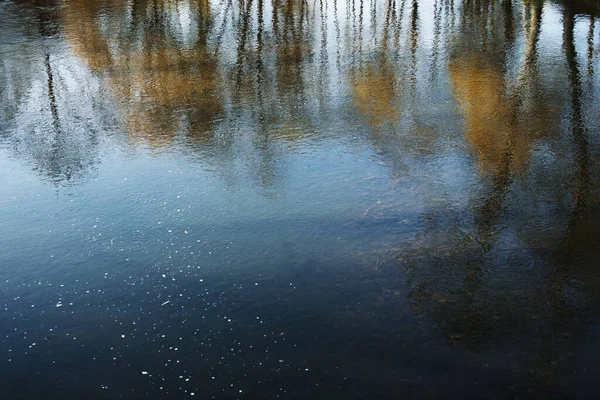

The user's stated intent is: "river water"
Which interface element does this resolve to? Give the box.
[1,0,600,398]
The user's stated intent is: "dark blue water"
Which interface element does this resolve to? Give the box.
[2,0,600,398]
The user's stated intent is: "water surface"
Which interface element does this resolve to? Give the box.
[1,0,600,398]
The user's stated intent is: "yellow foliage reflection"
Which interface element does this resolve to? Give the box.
[449,56,514,173]
[64,0,221,148]
[351,66,401,127]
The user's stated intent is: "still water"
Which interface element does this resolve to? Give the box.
[1,0,600,398]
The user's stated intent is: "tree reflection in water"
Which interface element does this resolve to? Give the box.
[1,0,600,394]
[0,0,121,185]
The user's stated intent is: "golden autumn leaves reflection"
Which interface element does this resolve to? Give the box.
[64,0,222,147]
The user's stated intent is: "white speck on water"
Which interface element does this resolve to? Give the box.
[190,393,195,396]
[121,335,125,339]
[161,300,171,306]
[141,371,149,375]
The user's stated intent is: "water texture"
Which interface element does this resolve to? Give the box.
[1,0,600,398]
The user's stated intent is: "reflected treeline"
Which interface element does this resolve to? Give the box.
[1,0,121,185]
[392,0,600,392]
[62,0,333,192]
[3,0,597,188]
